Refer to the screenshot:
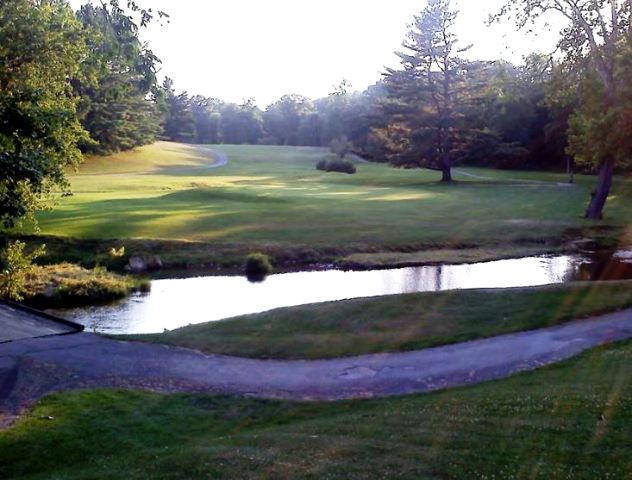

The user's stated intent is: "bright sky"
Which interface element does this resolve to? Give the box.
[71,0,562,106]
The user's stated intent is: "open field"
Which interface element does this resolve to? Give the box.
[129,281,632,359]
[2,339,630,479]
[27,142,632,270]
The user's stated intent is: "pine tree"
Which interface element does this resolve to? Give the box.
[378,0,478,182]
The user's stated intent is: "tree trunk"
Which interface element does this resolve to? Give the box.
[585,155,615,219]
[439,152,452,183]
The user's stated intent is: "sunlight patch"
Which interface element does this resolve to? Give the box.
[368,193,433,201]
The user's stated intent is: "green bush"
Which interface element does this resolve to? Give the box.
[245,253,273,281]
[0,241,46,301]
[316,157,356,175]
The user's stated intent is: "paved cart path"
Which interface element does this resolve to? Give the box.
[1,308,631,427]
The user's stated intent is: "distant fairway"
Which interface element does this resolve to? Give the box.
[35,142,632,262]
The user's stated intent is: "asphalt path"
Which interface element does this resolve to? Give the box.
[1,308,631,427]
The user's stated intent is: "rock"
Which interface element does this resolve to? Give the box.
[126,256,163,273]
[43,285,58,299]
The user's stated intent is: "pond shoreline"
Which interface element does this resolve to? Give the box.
[51,251,632,335]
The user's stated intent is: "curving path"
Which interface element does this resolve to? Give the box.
[1,309,632,426]
[453,168,574,187]
[197,146,229,169]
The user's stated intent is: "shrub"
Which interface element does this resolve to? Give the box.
[21,263,151,308]
[316,157,357,175]
[0,241,46,301]
[245,253,273,280]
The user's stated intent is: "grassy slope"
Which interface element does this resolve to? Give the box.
[128,281,632,359]
[1,340,631,479]
[34,143,632,254]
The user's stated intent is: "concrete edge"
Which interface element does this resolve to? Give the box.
[0,299,85,334]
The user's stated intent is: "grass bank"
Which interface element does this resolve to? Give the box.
[1,340,630,479]
[20,263,148,309]
[128,281,632,360]
[23,142,632,272]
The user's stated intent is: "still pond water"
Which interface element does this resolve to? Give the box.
[54,253,632,335]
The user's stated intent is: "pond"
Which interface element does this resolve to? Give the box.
[53,252,632,335]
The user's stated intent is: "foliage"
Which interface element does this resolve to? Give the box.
[0,0,88,228]
[244,253,273,279]
[0,241,46,301]
[495,0,632,217]
[20,263,149,308]
[316,157,357,174]
[160,78,386,153]
[220,99,264,145]
[74,3,163,155]
[375,0,490,182]
[568,44,632,174]
[263,94,313,145]
[161,78,196,143]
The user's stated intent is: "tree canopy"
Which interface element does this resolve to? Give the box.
[0,0,88,228]
[496,0,632,217]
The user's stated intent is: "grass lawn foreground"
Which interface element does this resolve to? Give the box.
[1,339,630,479]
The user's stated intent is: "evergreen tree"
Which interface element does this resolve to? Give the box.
[74,3,162,154]
[161,78,196,143]
[378,0,479,182]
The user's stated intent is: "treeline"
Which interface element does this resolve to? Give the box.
[159,80,379,153]
[160,67,572,173]
[2,0,631,227]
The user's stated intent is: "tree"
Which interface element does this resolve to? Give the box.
[315,80,353,146]
[497,0,632,218]
[0,0,88,228]
[567,44,632,195]
[461,57,571,171]
[219,100,263,145]
[161,78,196,143]
[74,3,163,154]
[379,0,477,182]
[191,96,223,144]
[263,95,313,145]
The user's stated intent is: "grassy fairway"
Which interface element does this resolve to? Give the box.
[2,340,631,479]
[31,142,632,268]
[128,281,632,359]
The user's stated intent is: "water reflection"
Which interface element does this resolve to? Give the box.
[54,254,632,335]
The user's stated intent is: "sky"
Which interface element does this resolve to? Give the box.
[70,0,563,106]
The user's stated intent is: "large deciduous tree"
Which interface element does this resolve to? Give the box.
[0,0,88,228]
[497,0,632,218]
